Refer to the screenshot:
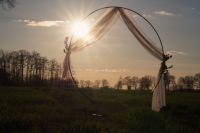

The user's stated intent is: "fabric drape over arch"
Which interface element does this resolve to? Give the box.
[63,7,168,112]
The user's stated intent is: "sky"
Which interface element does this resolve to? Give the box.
[0,0,200,85]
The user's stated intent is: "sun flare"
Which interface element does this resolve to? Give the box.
[72,21,89,38]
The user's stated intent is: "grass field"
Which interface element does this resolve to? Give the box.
[0,86,200,133]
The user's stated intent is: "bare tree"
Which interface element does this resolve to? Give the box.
[0,0,16,9]
[9,51,19,84]
[184,76,195,89]
[194,73,200,89]
[0,49,64,87]
[18,50,29,84]
[79,80,85,88]
[124,76,132,90]
[48,59,60,86]
[167,75,176,90]
[40,57,48,82]
[93,80,101,89]
[178,76,195,90]
[0,49,7,85]
[85,80,92,88]
[115,76,123,90]
[102,79,109,88]
[131,76,139,90]
[139,76,153,90]
[149,76,156,89]
[177,77,185,90]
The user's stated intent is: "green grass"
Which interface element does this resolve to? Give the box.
[0,86,200,133]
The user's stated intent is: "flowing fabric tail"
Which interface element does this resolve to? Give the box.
[62,54,70,79]
[152,62,166,112]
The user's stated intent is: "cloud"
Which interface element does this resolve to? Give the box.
[154,11,175,16]
[77,69,130,73]
[167,50,188,56]
[15,19,69,27]
[142,14,154,19]
[132,14,154,19]
[191,8,196,10]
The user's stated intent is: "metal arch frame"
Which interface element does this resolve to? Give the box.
[67,6,168,88]
[68,6,166,58]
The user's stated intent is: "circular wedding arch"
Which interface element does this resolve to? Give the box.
[63,6,171,112]
[69,6,165,55]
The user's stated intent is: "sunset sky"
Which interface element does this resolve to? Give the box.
[0,0,200,85]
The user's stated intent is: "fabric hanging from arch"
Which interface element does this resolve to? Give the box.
[62,52,70,78]
[63,7,167,112]
[70,8,119,52]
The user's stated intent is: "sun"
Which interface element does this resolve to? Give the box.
[72,21,89,38]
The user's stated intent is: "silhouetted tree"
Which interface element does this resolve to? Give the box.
[40,57,48,83]
[131,76,139,90]
[115,76,123,90]
[177,76,194,90]
[167,74,176,90]
[102,79,109,88]
[184,76,195,89]
[79,80,85,88]
[85,80,92,88]
[0,49,63,87]
[7,51,19,84]
[150,76,156,89]
[139,76,153,90]
[0,0,16,9]
[49,59,60,85]
[177,77,184,90]
[24,53,30,83]
[194,73,200,89]
[18,50,29,84]
[124,76,132,90]
[0,49,8,84]
[93,80,101,89]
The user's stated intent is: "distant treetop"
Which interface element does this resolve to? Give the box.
[0,0,16,9]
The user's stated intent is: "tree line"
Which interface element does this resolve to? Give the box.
[1,49,200,90]
[113,74,200,91]
[73,73,200,91]
[78,72,200,91]
[0,49,62,86]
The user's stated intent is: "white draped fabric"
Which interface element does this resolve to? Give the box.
[63,7,167,112]
[62,52,70,79]
[70,8,119,52]
[151,62,166,112]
